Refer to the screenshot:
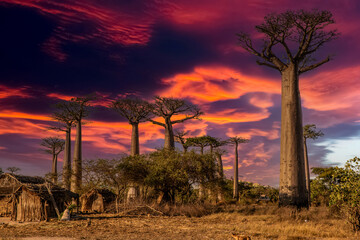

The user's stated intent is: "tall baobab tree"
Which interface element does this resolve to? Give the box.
[237,10,338,207]
[41,137,65,183]
[303,124,324,204]
[112,98,152,156]
[52,103,76,190]
[61,97,92,193]
[149,96,202,149]
[174,130,190,153]
[228,137,249,200]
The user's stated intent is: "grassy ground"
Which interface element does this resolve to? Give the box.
[0,205,358,240]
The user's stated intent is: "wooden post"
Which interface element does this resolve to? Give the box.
[44,183,61,219]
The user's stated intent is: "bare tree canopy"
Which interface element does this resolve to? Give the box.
[112,98,152,124]
[237,9,339,74]
[149,96,203,149]
[41,137,65,155]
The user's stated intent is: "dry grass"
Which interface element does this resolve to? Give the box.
[0,205,358,240]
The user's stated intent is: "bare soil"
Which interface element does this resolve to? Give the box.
[0,207,358,240]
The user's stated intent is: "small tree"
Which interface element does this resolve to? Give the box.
[7,167,20,174]
[303,124,324,203]
[330,157,360,231]
[112,98,152,156]
[174,130,190,153]
[149,96,202,149]
[41,137,65,183]
[228,137,249,200]
[238,9,338,207]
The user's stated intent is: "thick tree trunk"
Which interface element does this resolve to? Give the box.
[128,124,139,201]
[52,154,57,184]
[279,64,308,208]
[304,139,311,204]
[233,142,239,200]
[164,117,174,149]
[71,121,82,193]
[62,128,71,190]
[215,153,224,178]
[200,146,204,155]
[131,123,140,155]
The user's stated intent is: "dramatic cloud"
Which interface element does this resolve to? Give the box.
[0,0,359,186]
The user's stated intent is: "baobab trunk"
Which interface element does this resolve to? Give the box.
[71,121,82,193]
[52,154,57,184]
[164,117,174,149]
[304,139,311,204]
[127,123,140,202]
[131,123,140,155]
[233,142,239,200]
[215,153,224,178]
[62,128,71,190]
[279,64,308,208]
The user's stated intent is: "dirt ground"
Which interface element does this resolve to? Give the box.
[0,208,358,240]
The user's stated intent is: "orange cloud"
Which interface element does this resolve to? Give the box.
[0,85,32,99]
[301,65,360,112]
[158,66,279,104]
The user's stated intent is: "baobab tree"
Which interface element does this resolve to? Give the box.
[228,137,249,200]
[52,103,76,190]
[41,137,65,183]
[303,124,324,204]
[149,96,202,149]
[60,97,92,193]
[112,98,152,156]
[174,130,190,153]
[237,10,338,207]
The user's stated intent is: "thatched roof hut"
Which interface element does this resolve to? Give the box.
[0,173,46,216]
[11,183,78,222]
[80,189,116,213]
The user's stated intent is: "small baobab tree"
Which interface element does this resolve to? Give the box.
[52,102,76,190]
[112,98,152,156]
[149,96,202,149]
[186,136,211,155]
[41,137,65,183]
[174,130,190,153]
[237,9,338,207]
[303,124,324,204]
[228,137,249,200]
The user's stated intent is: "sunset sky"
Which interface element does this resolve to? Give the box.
[0,0,359,186]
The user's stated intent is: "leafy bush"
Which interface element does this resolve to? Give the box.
[329,157,360,231]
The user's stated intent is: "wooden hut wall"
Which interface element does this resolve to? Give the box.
[13,189,45,222]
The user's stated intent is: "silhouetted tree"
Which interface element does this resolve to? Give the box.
[112,98,152,156]
[303,124,324,204]
[228,137,249,200]
[174,130,190,153]
[149,96,202,149]
[52,102,76,190]
[41,137,65,183]
[61,96,92,193]
[7,167,20,174]
[237,9,338,207]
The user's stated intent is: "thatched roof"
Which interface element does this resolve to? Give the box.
[14,183,78,201]
[0,173,45,184]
